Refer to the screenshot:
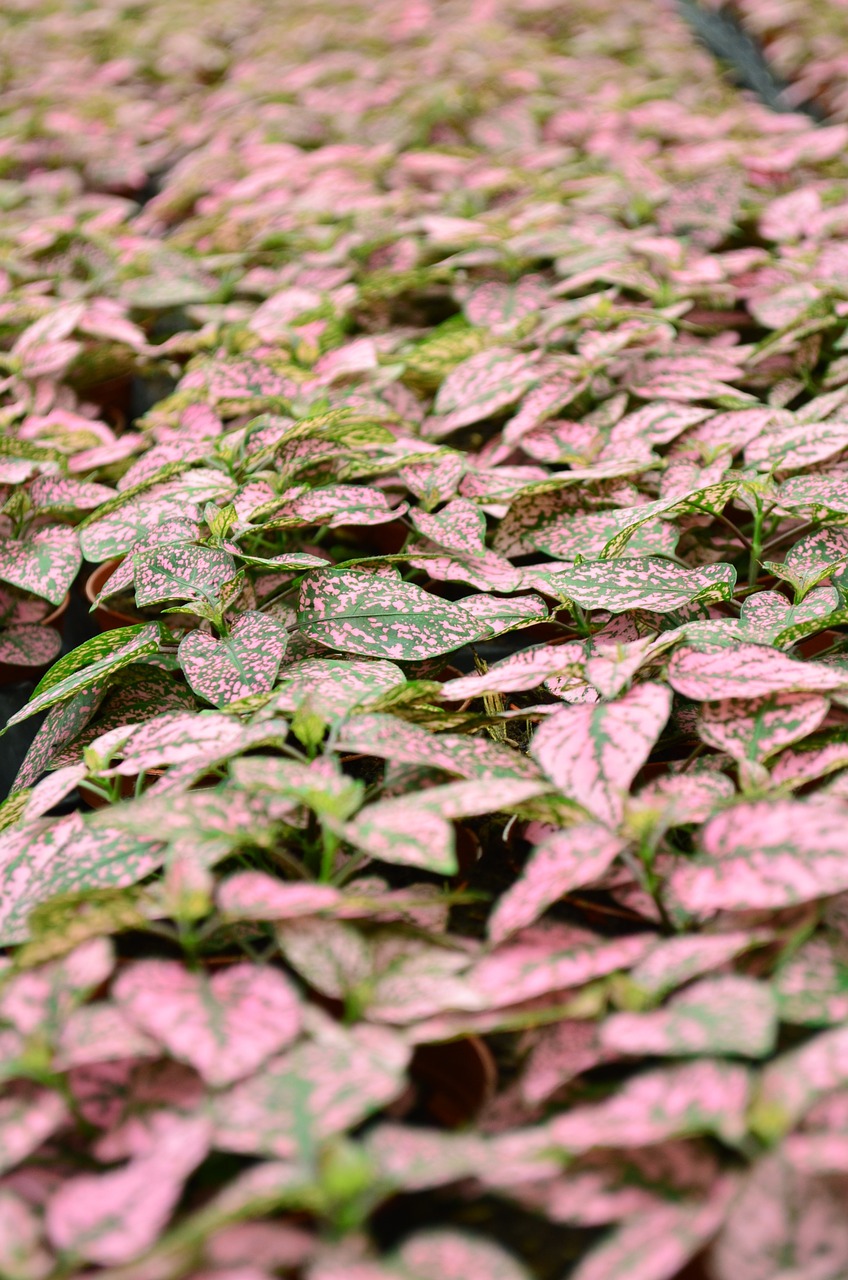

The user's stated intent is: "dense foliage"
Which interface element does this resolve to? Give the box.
[4,0,848,1276]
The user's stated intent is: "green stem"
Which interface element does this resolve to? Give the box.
[748,494,764,589]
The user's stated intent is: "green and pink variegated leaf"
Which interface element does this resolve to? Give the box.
[45,1114,211,1266]
[178,612,288,707]
[602,401,712,453]
[430,349,540,435]
[488,824,626,943]
[628,931,770,1000]
[667,644,847,702]
[112,711,247,773]
[753,1026,848,1135]
[133,544,236,608]
[256,658,405,721]
[218,873,341,921]
[745,420,848,473]
[0,527,81,606]
[698,694,830,773]
[773,937,848,1027]
[0,1187,53,1279]
[440,642,584,700]
[399,451,464,507]
[345,777,547,873]
[548,1060,751,1151]
[408,546,525,593]
[29,474,114,513]
[766,528,848,600]
[397,1231,532,1280]
[298,568,491,660]
[113,960,301,1086]
[536,559,736,614]
[0,1085,68,1176]
[460,275,548,335]
[708,1155,848,1280]
[770,739,848,790]
[211,1020,409,1159]
[92,519,203,603]
[409,499,487,555]
[777,475,848,523]
[4,625,162,729]
[503,373,588,444]
[0,624,62,668]
[531,684,671,828]
[628,771,735,829]
[668,800,848,914]
[601,975,777,1059]
[12,683,107,791]
[335,714,540,781]
[267,484,405,529]
[79,491,207,562]
[469,929,655,1007]
[0,812,166,945]
[455,592,549,637]
[530,508,679,562]
[568,1185,734,1280]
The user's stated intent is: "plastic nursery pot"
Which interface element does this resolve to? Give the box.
[409,1035,497,1127]
[84,558,144,631]
[0,592,71,684]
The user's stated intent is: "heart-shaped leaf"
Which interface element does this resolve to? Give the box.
[113,959,302,1086]
[766,528,848,599]
[133,544,236,608]
[431,348,540,435]
[0,527,81,606]
[178,612,288,706]
[298,568,491,660]
[698,693,830,770]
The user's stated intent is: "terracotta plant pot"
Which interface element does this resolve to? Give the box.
[84,558,143,631]
[0,593,71,684]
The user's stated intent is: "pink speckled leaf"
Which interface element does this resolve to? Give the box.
[745,420,848,473]
[178,612,287,707]
[397,1230,531,1280]
[766,528,848,600]
[537,559,735,614]
[629,772,735,828]
[345,777,547,873]
[0,625,61,668]
[0,937,113,1036]
[257,658,404,721]
[530,508,679,562]
[211,1020,408,1159]
[709,1155,848,1280]
[0,527,80,607]
[410,499,487,555]
[568,1186,733,1280]
[628,931,769,999]
[267,484,404,529]
[431,349,540,434]
[298,568,491,660]
[778,475,848,521]
[334,714,540,781]
[113,711,248,774]
[440,642,584,700]
[29,474,114,513]
[488,824,626,943]
[0,1187,53,1280]
[218,872,341,920]
[0,1085,68,1175]
[45,1113,211,1266]
[12,684,106,791]
[113,959,301,1086]
[754,1026,848,1134]
[461,275,548,335]
[667,644,846,701]
[469,929,655,1007]
[531,684,671,828]
[520,1020,611,1103]
[669,800,848,914]
[0,811,165,945]
[399,451,464,506]
[601,975,777,1059]
[133,544,236,608]
[4,624,161,729]
[773,937,848,1027]
[698,693,829,771]
[548,1060,751,1151]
